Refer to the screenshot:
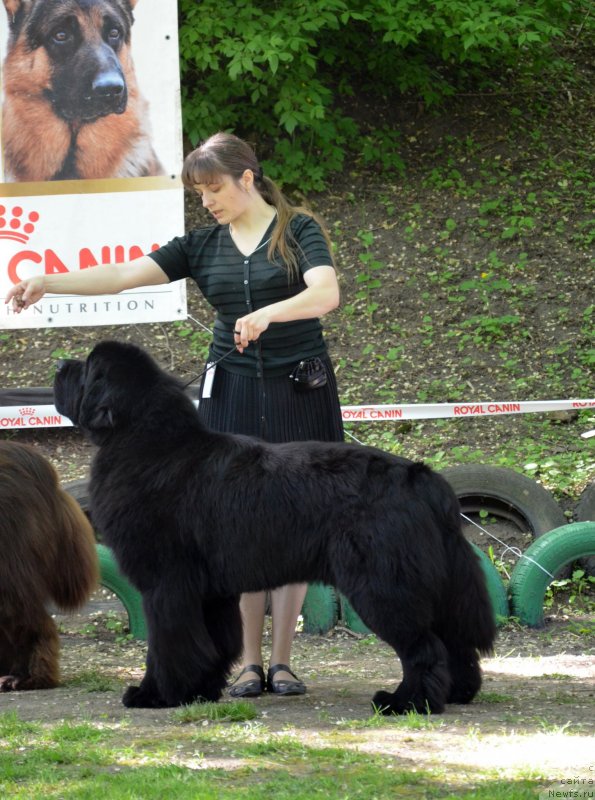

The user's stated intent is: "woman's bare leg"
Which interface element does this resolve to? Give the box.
[269,583,308,682]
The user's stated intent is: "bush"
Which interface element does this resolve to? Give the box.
[178,0,591,189]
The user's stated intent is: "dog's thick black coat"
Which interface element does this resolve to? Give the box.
[54,341,496,713]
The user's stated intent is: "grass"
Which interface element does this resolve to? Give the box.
[337,706,446,731]
[172,700,258,724]
[63,670,123,693]
[0,710,554,799]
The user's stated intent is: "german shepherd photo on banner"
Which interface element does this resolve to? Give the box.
[1,0,164,181]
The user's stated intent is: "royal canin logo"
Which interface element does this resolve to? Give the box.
[4,203,159,284]
[19,407,36,416]
[0,205,39,243]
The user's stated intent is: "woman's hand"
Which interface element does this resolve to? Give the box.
[4,257,168,313]
[233,309,272,352]
[5,276,47,312]
[233,265,339,353]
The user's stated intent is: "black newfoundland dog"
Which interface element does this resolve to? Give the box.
[54,340,496,713]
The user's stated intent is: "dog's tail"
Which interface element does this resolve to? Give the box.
[48,491,100,611]
[412,464,497,654]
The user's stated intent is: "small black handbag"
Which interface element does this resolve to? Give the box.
[289,356,328,391]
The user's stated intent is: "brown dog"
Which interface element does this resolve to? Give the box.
[1,0,164,181]
[0,441,98,691]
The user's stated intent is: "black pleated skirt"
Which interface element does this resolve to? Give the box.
[197,355,344,443]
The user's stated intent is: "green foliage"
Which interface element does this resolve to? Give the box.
[352,229,384,317]
[543,569,595,614]
[178,0,591,189]
[172,320,211,360]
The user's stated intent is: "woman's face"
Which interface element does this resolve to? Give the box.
[194,172,253,225]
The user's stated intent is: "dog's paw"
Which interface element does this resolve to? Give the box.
[0,675,20,692]
[371,688,444,716]
[447,682,480,704]
[122,684,168,708]
[371,690,398,716]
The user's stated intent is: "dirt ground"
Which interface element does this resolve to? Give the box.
[1,589,593,780]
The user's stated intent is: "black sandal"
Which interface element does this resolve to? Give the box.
[266,664,306,696]
[228,664,265,698]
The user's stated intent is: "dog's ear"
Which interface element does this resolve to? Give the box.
[79,397,115,432]
[78,360,118,433]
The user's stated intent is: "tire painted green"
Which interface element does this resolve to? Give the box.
[340,595,371,635]
[508,522,595,627]
[471,542,510,624]
[97,544,147,640]
[339,541,509,635]
[301,583,338,634]
[99,550,336,640]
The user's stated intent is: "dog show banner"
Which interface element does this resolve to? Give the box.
[1,396,593,431]
[0,0,185,329]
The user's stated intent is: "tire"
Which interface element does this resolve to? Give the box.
[440,464,566,535]
[439,464,568,574]
[340,595,371,635]
[576,482,595,521]
[64,478,91,513]
[575,482,595,575]
[96,544,147,640]
[470,543,510,624]
[301,583,338,634]
[64,478,103,541]
[508,521,595,627]
[340,542,509,635]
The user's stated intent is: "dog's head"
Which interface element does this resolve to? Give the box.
[54,339,181,444]
[3,0,138,123]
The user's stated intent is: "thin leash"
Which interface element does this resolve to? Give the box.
[182,344,238,389]
[182,314,242,390]
[343,429,555,581]
[182,316,259,424]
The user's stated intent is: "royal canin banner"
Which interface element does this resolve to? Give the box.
[0,0,185,328]
[339,400,595,421]
[0,398,593,430]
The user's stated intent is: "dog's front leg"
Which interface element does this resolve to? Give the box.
[122,581,235,708]
[122,648,168,708]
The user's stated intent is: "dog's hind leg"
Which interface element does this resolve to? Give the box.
[0,612,60,692]
[370,629,451,715]
[340,592,451,715]
[432,531,495,705]
[444,646,482,704]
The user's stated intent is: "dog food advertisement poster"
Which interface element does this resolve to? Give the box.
[0,0,186,328]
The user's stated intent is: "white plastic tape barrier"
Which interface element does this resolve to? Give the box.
[0,398,593,430]
[340,399,595,422]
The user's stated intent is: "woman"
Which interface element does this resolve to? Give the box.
[5,132,344,698]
